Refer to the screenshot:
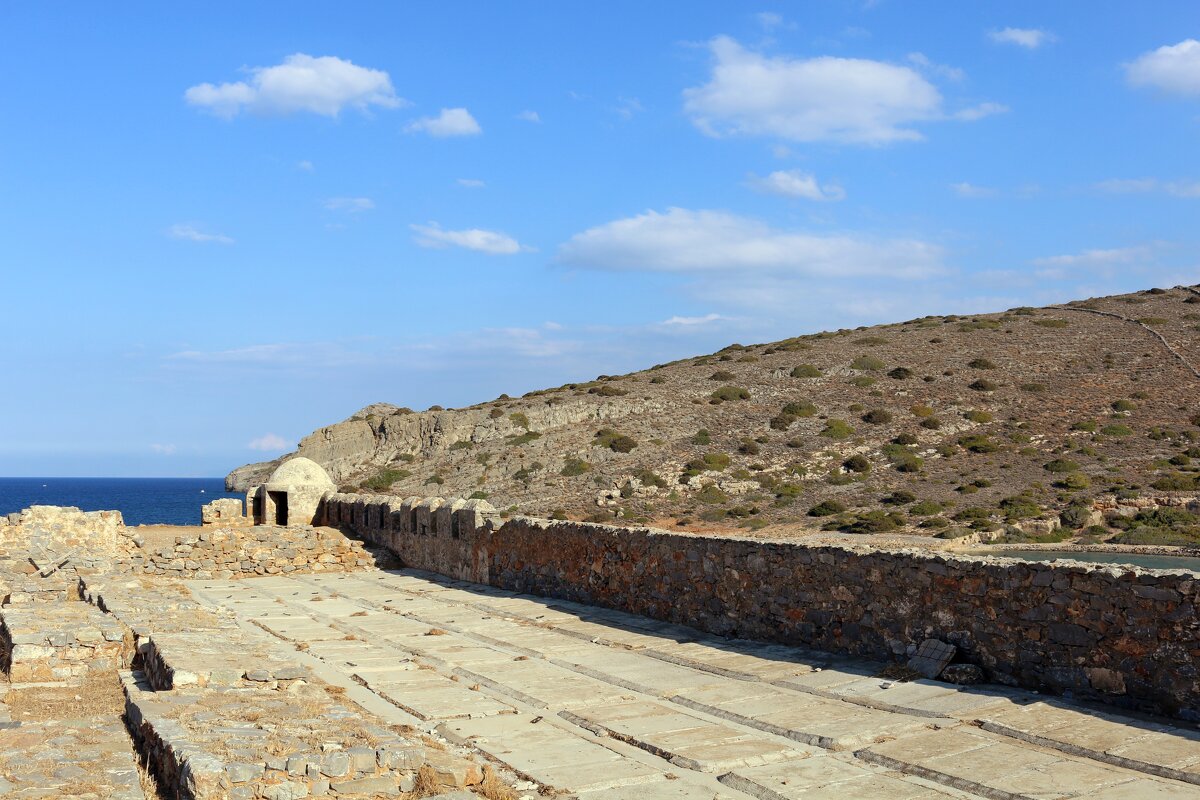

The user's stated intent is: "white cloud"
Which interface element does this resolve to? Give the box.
[248,433,289,452]
[1095,178,1200,197]
[185,54,403,118]
[683,36,994,145]
[516,110,541,123]
[167,224,233,244]
[951,182,997,198]
[952,102,1009,121]
[456,178,486,188]
[558,207,943,279]
[150,443,176,455]
[660,313,727,326]
[747,169,845,200]
[1032,245,1158,268]
[324,197,374,213]
[756,11,783,30]
[1127,40,1200,95]
[613,96,643,120]
[410,222,530,255]
[988,28,1055,49]
[297,160,314,172]
[906,52,965,82]
[405,107,482,137]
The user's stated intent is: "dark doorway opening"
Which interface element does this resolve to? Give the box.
[269,491,288,525]
[252,492,264,524]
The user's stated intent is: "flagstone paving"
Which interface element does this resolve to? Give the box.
[188,568,1200,799]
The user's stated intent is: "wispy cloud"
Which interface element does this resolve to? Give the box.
[1095,178,1200,198]
[746,169,845,201]
[456,178,486,189]
[659,313,728,326]
[324,196,374,213]
[150,443,176,455]
[1032,244,1159,268]
[559,207,943,279]
[297,160,314,172]
[248,433,289,452]
[987,28,1056,49]
[167,223,233,244]
[405,107,482,137]
[516,110,541,123]
[950,182,997,198]
[612,96,643,120]
[906,52,965,82]
[185,54,404,118]
[410,222,531,254]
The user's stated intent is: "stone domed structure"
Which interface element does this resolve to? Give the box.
[248,457,336,527]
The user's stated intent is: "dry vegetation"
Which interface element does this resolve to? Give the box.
[239,286,1200,547]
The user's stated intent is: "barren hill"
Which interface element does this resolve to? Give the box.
[229,286,1200,546]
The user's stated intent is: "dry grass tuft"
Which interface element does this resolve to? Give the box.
[414,764,441,796]
[480,765,517,800]
[425,628,448,636]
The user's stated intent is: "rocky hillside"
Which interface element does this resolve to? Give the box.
[229,286,1200,546]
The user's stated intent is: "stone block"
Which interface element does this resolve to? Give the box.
[907,639,956,679]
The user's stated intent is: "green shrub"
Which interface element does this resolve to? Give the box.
[843,454,871,473]
[920,417,942,430]
[849,376,877,387]
[425,474,445,486]
[887,367,913,380]
[969,379,998,392]
[909,499,943,516]
[1059,505,1093,528]
[809,499,846,517]
[710,385,751,403]
[836,510,905,534]
[449,439,474,451]
[594,429,637,452]
[634,469,667,488]
[709,370,735,381]
[854,336,889,345]
[468,490,490,500]
[892,452,923,472]
[861,409,893,424]
[508,431,542,446]
[1044,458,1080,473]
[1033,319,1069,328]
[1056,472,1091,490]
[959,434,999,453]
[968,358,996,369]
[911,404,934,418]
[692,429,712,445]
[738,439,760,455]
[696,484,729,504]
[509,412,531,429]
[1111,399,1137,412]
[560,457,592,476]
[851,355,885,371]
[782,401,817,417]
[1071,420,1098,432]
[590,384,629,397]
[882,490,917,505]
[820,420,855,439]
[999,496,1041,521]
[489,408,505,419]
[964,410,993,423]
[1100,424,1134,436]
[360,468,412,491]
[791,365,822,378]
[892,432,919,445]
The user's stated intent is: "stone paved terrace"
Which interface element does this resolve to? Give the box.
[189,568,1200,800]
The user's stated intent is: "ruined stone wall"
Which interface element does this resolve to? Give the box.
[125,526,396,579]
[326,492,1200,720]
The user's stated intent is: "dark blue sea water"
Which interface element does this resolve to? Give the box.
[0,478,241,526]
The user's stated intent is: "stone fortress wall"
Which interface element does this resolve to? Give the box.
[323,492,1200,721]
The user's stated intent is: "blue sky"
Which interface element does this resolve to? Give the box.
[2,2,1198,476]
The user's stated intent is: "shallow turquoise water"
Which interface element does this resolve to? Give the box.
[968,549,1200,573]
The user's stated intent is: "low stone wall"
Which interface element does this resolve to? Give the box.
[0,505,126,549]
[124,526,397,579]
[325,493,1200,721]
[0,603,132,683]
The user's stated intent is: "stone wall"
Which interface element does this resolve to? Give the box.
[324,492,1200,721]
[125,526,397,580]
[1,603,132,683]
[0,505,127,550]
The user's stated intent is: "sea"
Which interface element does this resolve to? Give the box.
[0,477,242,526]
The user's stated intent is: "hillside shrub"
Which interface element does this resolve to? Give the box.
[963,410,993,423]
[360,468,411,491]
[560,458,592,476]
[892,432,918,445]
[820,420,855,439]
[709,370,735,381]
[692,429,712,445]
[910,499,943,515]
[843,454,871,473]
[861,409,893,424]
[589,384,629,397]
[710,385,751,403]
[887,367,913,379]
[968,358,996,369]
[910,404,934,418]
[508,431,542,446]
[1033,319,1070,328]
[791,365,822,378]
[782,401,817,417]
[594,429,637,452]
[808,499,846,516]
[920,417,942,429]
[849,376,877,387]
[1071,420,1098,432]
[959,434,999,453]
[449,440,474,451]
[634,469,667,488]
[696,484,729,504]
[1111,399,1137,412]
[509,412,530,429]
[851,355,885,371]
[969,379,998,392]
[1100,424,1134,436]
[1044,458,1080,473]
[881,490,916,505]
